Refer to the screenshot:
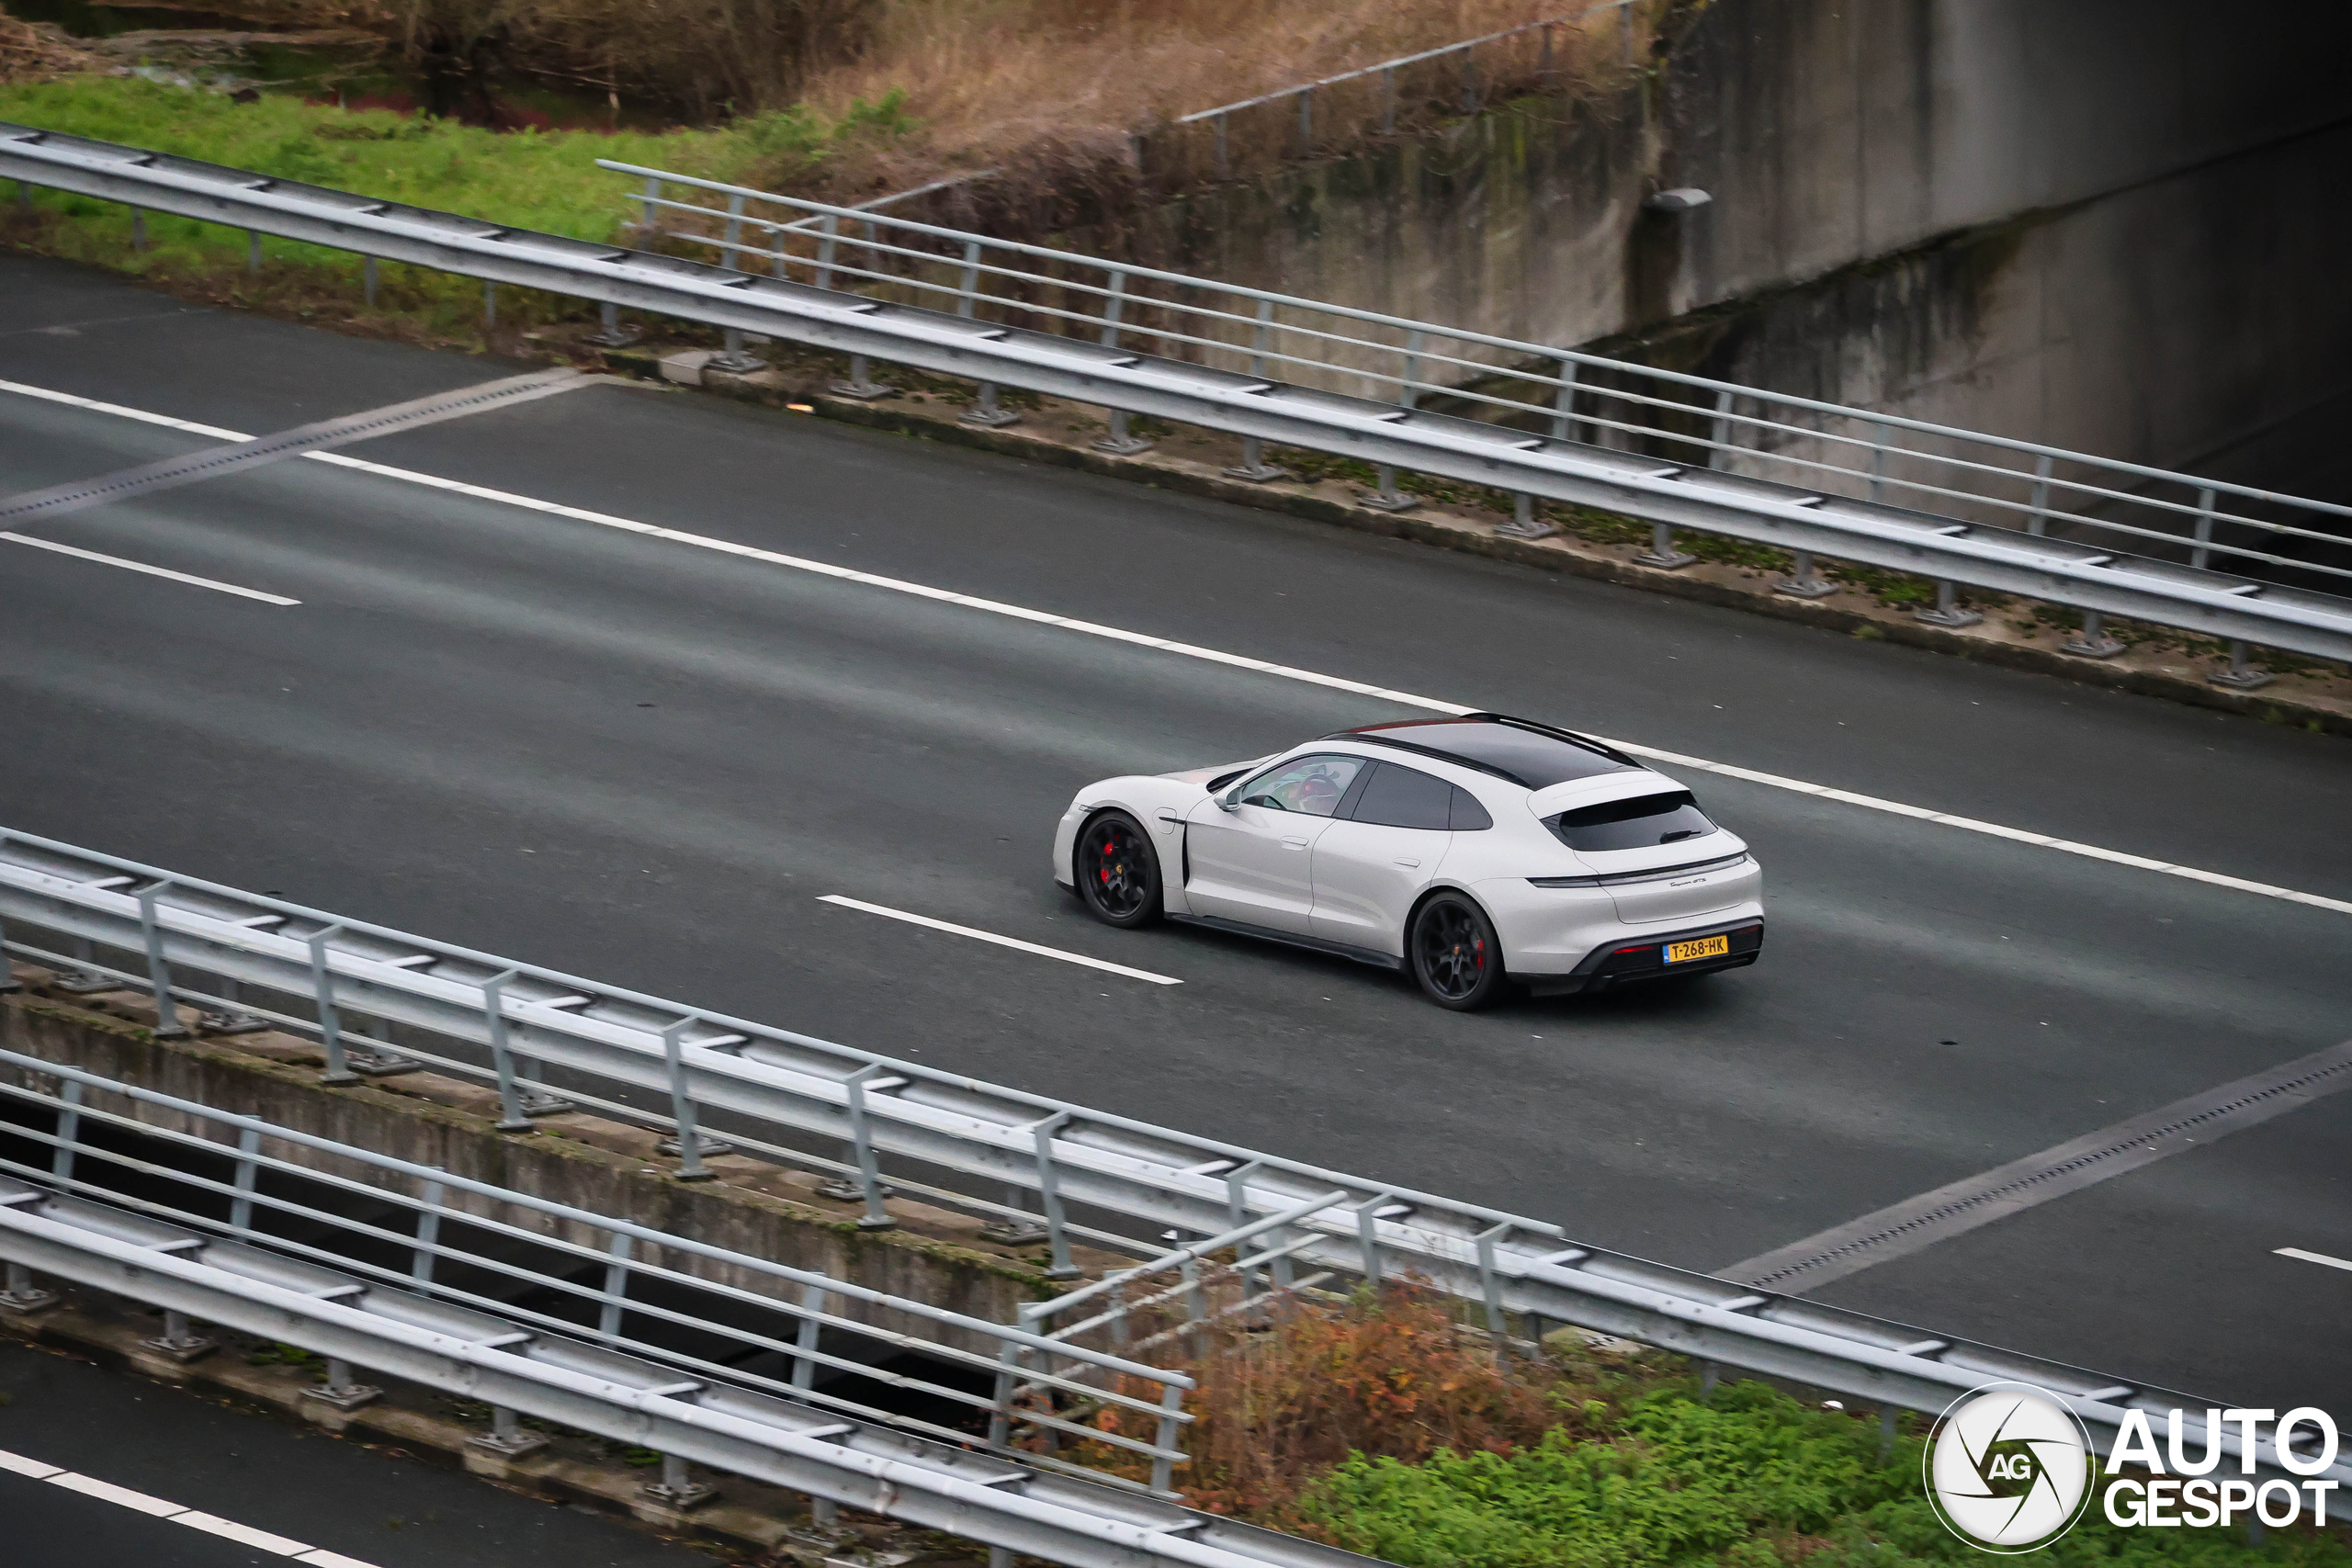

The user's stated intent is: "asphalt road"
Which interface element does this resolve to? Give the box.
[0,1337,715,1567]
[3,253,2348,1434]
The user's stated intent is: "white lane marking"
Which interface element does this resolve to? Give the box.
[6,375,2346,919]
[3,530,302,605]
[2277,1247,2352,1273]
[0,1445,384,1563]
[820,895,1184,985]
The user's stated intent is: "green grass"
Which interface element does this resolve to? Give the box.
[1296,1382,2345,1568]
[0,76,893,333]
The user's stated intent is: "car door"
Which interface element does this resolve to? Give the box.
[1308,761,1459,953]
[1182,753,1368,932]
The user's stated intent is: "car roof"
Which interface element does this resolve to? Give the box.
[1321,714,1640,792]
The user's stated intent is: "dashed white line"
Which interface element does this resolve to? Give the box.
[3,529,302,604]
[820,895,1184,985]
[2277,1247,2352,1273]
[0,1445,383,1564]
[5,375,2345,919]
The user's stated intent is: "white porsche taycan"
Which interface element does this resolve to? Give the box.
[1051,714,1763,1010]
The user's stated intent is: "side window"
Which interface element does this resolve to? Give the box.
[1449,786,1493,830]
[1235,754,1364,818]
[1348,761,1455,829]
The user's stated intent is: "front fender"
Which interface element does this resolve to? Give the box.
[1053,776,1210,914]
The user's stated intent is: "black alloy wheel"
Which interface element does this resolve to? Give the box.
[1077,811,1162,928]
[1409,893,1504,1010]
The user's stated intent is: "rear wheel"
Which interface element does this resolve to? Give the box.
[1408,893,1505,1010]
[1076,811,1163,928]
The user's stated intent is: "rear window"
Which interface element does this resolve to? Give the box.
[1350,762,1454,829]
[1547,791,1715,852]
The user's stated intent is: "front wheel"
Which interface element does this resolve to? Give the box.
[1076,811,1163,928]
[1408,893,1505,1010]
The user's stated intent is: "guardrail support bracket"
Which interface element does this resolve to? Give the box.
[141,1308,217,1364]
[2061,609,2124,660]
[1774,549,1836,599]
[640,1453,718,1510]
[959,378,1020,426]
[0,1262,58,1314]
[301,1358,382,1413]
[1914,581,1983,629]
[1634,522,1695,570]
[2211,639,2274,690]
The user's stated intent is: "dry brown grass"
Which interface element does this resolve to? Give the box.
[794,0,1634,196]
[0,9,107,82]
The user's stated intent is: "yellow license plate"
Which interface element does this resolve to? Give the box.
[1665,934,1730,964]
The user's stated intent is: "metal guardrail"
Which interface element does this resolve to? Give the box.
[1172,2,1640,175]
[0,1053,1376,1568]
[2,827,2342,1484]
[2,122,2347,667]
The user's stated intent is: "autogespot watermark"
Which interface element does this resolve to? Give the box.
[1923,1383,2344,1552]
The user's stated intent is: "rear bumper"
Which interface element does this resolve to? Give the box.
[1526,917,1765,997]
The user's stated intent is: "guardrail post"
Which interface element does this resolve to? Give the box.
[197,974,265,1036]
[658,1019,716,1179]
[1541,22,1556,81]
[14,180,29,213]
[587,301,638,347]
[1709,387,1735,469]
[51,1080,80,1185]
[1867,421,1891,504]
[791,1281,825,1393]
[2212,639,2274,691]
[835,351,896,402]
[411,1172,443,1284]
[1879,1404,1899,1462]
[813,213,837,291]
[643,1452,716,1510]
[246,231,260,274]
[1620,4,1634,64]
[953,240,1013,422]
[2061,608,2123,660]
[1775,549,1835,598]
[304,926,357,1085]
[1029,1112,1079,1278]
[839,1065,896,1229]
[362,255,379,309]
[1382,66,1398,134]
[1699,1359,1719,1400]
[481,969,537,1130]
[2027,452,2052,535]
[1149,1382,1184,1495]
[633,175,663,243]
[1224,299,1289,481]
[1180,1256,1207,1353]
[1915,580,1982,629]
[134,881,189,1039]
[598,1233,631,1342]
[1476,1222,1513,1365]
[1091,271,1153,456]
[229,1126,261,1233]
[1550,356,1580,442]
[1213,112,1230,180]
[1360,464,1417,512]
[130,208,146,253]
[301,1356,380,1413]
[141,1307,217,1364]
[1461,43,1479,112]
[482,280,497,329]
[1495,491,1557,541]
[1296,86,1314,155]
[1634,521,1695,570]
[2191,486,2217,570]
[469,1404,547,1460]
[0,1262,58,1314]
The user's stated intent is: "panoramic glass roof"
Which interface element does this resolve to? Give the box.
[1334,716,1637,791]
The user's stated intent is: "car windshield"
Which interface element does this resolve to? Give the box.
[1548,791,1716,852]
[1237,755,1363,817]
[1341,718,1634,789]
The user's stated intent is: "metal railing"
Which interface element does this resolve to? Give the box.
[3,827,2344,1484]
[0,1054,1375,1568]
[3,120,2344,667]
[1170,2,1641,179]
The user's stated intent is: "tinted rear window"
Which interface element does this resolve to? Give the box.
[1349,762,1453,829]
[1548,791,1715,852]
[1345,719,1634,790]
[1450,787,1493,830]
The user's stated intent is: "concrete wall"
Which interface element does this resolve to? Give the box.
[0,995,1046,1358]
[1102,0,2352,489]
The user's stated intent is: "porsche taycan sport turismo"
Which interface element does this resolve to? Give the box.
[1052,714,1763,1010]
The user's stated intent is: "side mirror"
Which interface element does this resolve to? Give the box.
[1216,790,1239,813]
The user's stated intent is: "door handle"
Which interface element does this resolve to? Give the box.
[1280,836,1310,850]
[1393,858,1420,869]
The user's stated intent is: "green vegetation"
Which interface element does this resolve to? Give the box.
[0,76,904,333]
[1300,1382,2346,1568]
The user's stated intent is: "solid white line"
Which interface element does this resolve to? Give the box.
[2276,1247,2352,1273]
[6,375,2345,919]
[3,530,301,605]
[820,895,1185,985]
[0,1444,383,1563]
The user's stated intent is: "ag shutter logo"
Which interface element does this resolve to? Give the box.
[1925,1382,2096,1552]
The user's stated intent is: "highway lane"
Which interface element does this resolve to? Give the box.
[0,1339,716,1567]
[3,254,2349,1414]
